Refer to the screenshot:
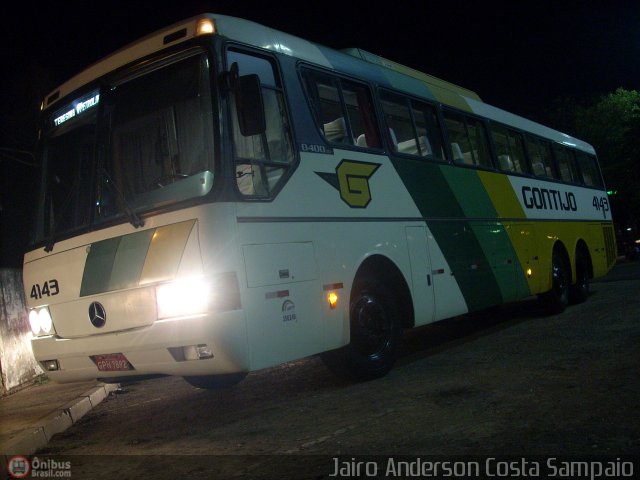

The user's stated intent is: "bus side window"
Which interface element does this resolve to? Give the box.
[506,129,528,174]
[443,110,492,168]
[444,111,472,165]
[411,100,445,161]
[227,49,294,197]
[526,137,545,176]
[303,72,347,143]
[526,136,557,179]
[575,151,604,187]
[341,80,381,149]
[380,90,444,160]
[466,117,493,168]
[492,124,512,170]
[553,145,580,183]
[301,69,380,149]
[490,123,528,174]
[380,91,416,154]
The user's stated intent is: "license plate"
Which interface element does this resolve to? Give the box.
[91,353,133,372]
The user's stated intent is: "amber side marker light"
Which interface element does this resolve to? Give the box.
[196,18,216,36]
[328,292,339,309]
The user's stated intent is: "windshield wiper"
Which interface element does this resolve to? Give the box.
[100,168,145,229]
[43,169,143,253]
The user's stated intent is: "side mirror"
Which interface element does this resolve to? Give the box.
[236,74,266,137]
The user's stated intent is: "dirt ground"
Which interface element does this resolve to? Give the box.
[37,262,640,479]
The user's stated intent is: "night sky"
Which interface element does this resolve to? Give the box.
[1,0,639,265]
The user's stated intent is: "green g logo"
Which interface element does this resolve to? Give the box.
[316,160,381,208]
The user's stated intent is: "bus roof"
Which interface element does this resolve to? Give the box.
[43,13,594,154]
[341,47,482,101]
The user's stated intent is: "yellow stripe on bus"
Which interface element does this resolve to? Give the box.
[476,171,538,293]
[139,220,196,285]
[477,171,525,218]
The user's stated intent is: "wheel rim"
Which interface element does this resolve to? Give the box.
[351,294,392,358]
[577,259,588,292]
[552,254,568,300]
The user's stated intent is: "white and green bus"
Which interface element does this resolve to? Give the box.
[24,14,616,387]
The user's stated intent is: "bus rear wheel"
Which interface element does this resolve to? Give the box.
[322,280,401,381]
[569,250,590,304]
[540,250,570,314]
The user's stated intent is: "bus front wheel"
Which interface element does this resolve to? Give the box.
[322,280,401,381]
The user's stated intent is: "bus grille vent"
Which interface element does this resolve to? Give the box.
[602,225,617,267]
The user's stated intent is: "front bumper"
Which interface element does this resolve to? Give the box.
[31,310,248,383]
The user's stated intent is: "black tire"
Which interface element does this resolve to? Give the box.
[322,279,401,381]
[540,249,570,314]
[569,250,590,304]
[183,372,247,390]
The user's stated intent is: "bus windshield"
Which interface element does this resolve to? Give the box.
[34,51,215,246]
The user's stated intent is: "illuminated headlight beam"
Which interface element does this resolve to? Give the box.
[29,307,55,336]
[156,277,211,319]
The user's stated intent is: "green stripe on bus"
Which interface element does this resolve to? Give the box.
[80,229,154,296]
[390,159,535,308]
[473,171,531,297]
[476,171,525,218]
[80,236,122,297]
[441,168,530,301]
[383,70,438,103]
[428,220,503,310]
[468,222,530,301]
[389,158,464,219]
[79,221,197,297]
[109,229,155,291]
[441,167,498,218]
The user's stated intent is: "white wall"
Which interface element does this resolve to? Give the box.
[0,269,43,394]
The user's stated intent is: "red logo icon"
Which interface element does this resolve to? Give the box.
[7,456,31,479]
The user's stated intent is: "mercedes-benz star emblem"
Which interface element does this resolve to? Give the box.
[88,302,107,328]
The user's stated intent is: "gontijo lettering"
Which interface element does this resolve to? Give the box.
[521,186,577,211]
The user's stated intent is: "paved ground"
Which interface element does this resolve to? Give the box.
[2,261,639,479]
[0,379,118,460]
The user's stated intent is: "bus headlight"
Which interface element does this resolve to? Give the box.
[29,307,55,336]
[29,309,40,334]
[155,273,241,319]
[39,308,53,333]
[156,277,210,319]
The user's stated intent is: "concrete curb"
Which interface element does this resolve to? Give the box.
[0,383,119,462]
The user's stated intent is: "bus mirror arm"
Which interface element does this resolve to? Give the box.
[221,62,239,91]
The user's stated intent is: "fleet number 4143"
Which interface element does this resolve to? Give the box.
[592,195,611,219]
[30,279,60,300]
